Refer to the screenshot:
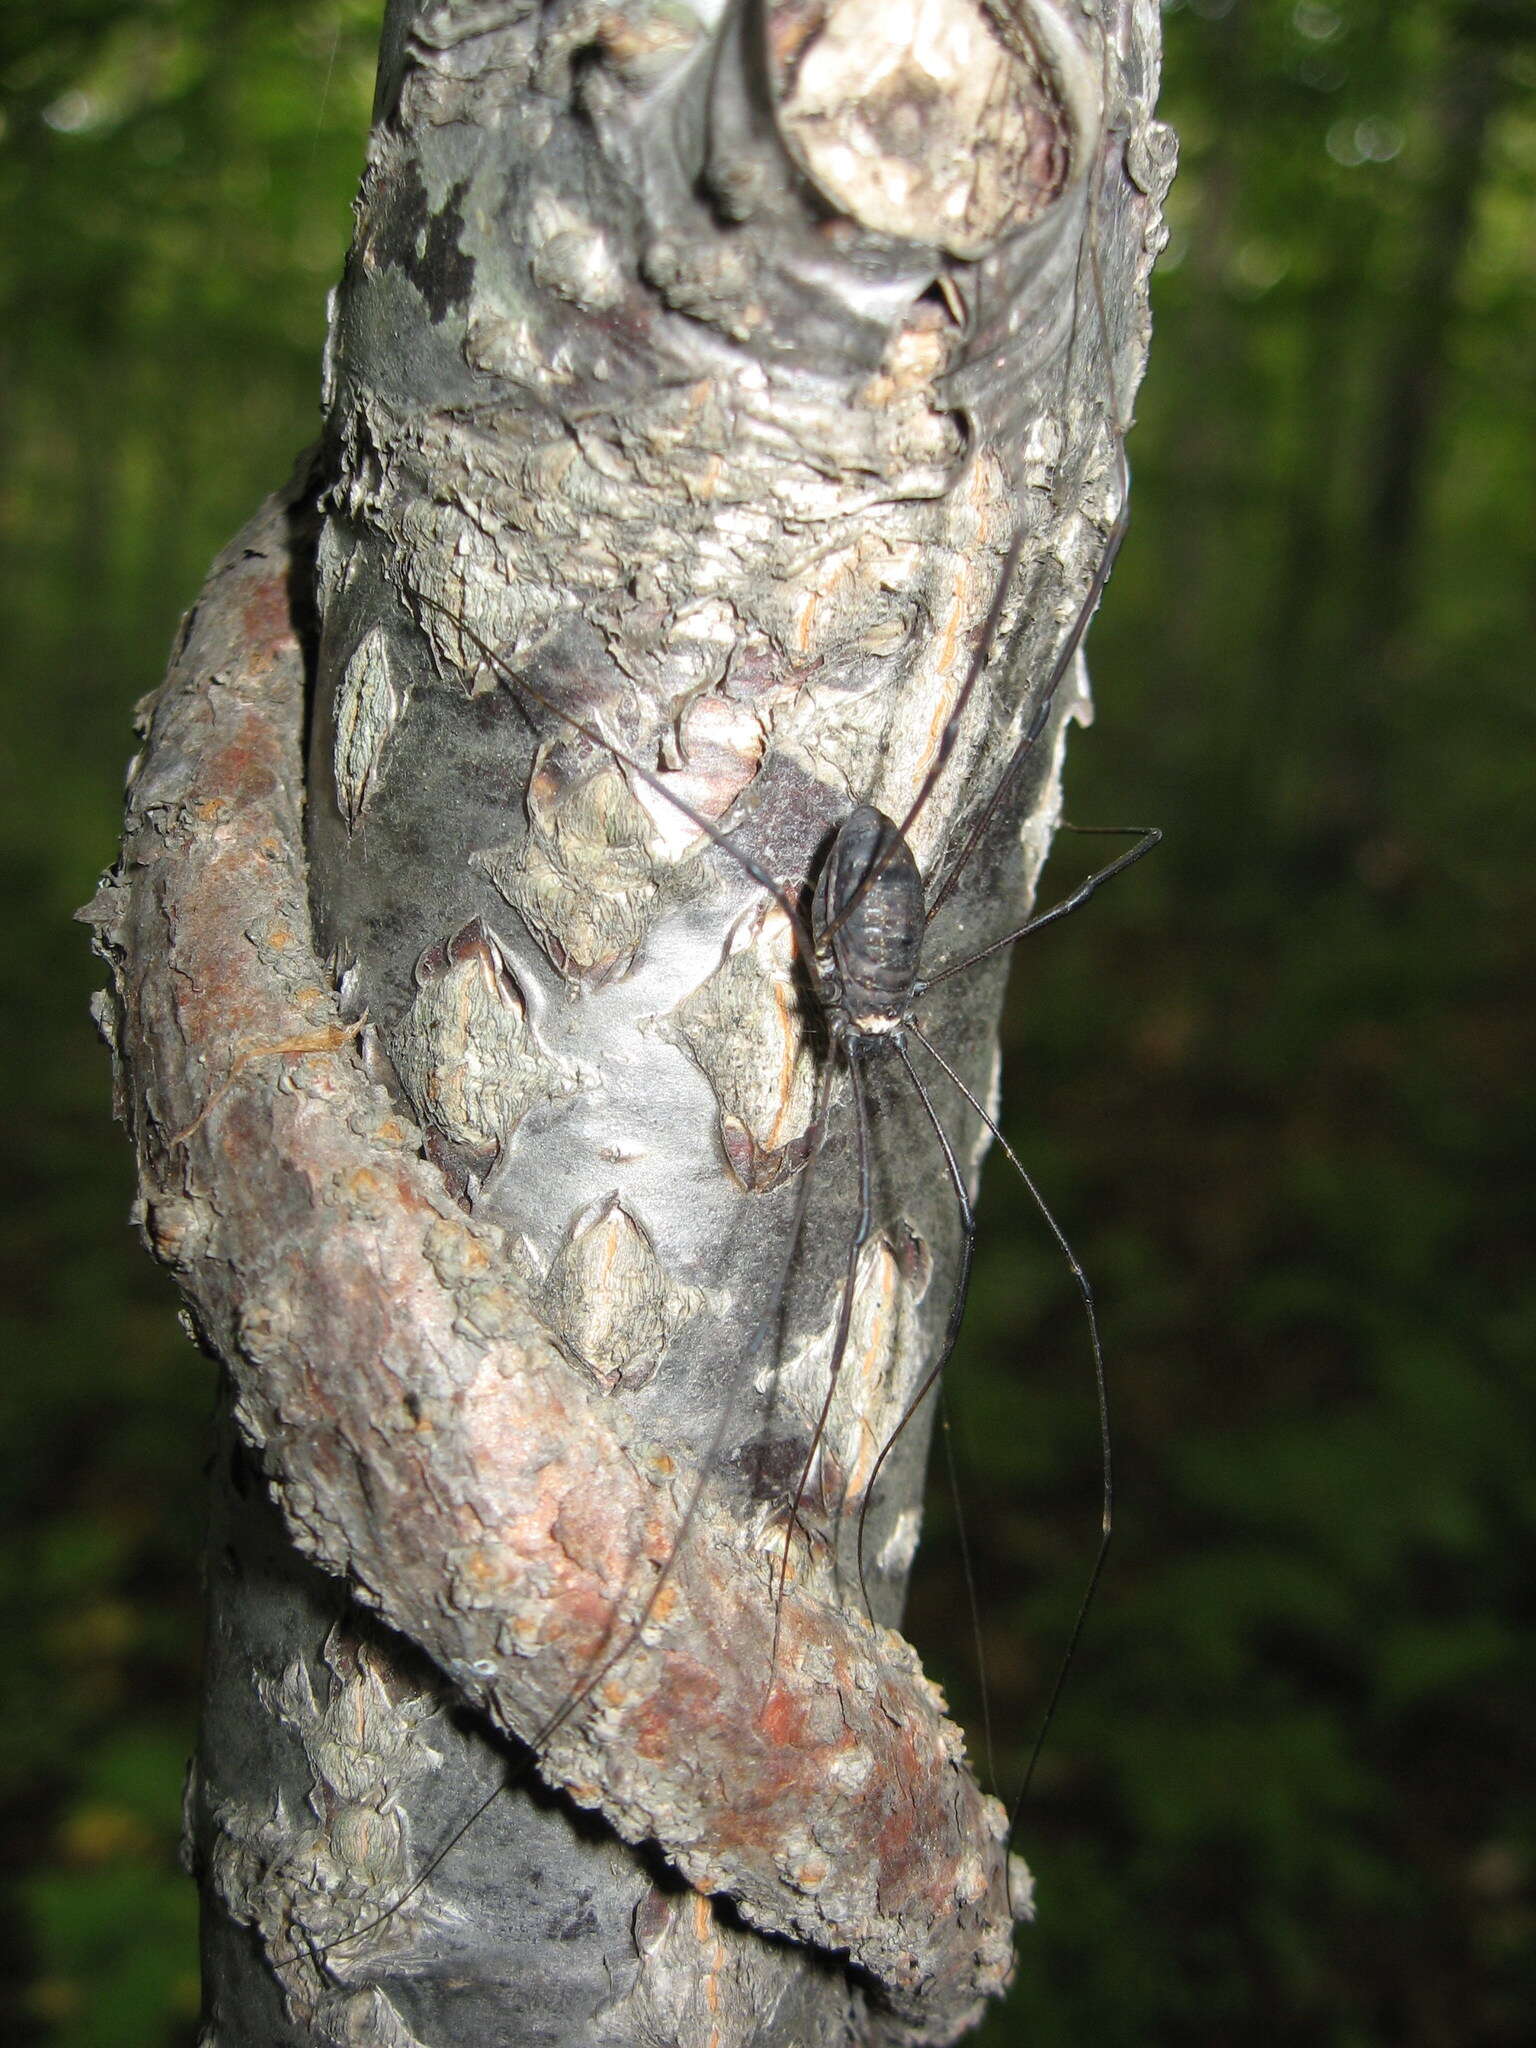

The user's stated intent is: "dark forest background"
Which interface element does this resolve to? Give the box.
[2,3,1532,2043]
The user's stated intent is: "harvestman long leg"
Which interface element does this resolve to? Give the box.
[285,830,1156,1979]
[771,1042,874,1655]
[845,827,1162,1814]
[904,1029,1108,1921]
[923,822,1163,988]
[785,1025,982,1650]
[404,593,1042,1667]
[854,825,1160,1537]
[803,59,1150,1719]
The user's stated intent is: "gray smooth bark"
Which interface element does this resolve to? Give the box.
[86,3,1171,2042]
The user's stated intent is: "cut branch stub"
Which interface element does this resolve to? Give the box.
[769,0,1095,258]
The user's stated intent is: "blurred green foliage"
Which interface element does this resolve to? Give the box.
[1,2,1531,2044]
[0,6,379,2043]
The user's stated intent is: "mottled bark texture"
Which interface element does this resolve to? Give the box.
[86,2,1170,2043]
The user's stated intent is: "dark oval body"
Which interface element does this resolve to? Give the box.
[812,805,925,1035]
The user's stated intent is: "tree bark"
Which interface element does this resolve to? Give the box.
[85,3,1171,2042]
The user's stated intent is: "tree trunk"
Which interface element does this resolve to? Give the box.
[84,4,1170,2042]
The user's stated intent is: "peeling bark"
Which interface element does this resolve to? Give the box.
[87,3,1171,2042]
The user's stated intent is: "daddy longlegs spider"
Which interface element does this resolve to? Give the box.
[291,43,1157,1987]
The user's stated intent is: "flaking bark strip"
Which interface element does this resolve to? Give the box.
[86,485,1018,2043]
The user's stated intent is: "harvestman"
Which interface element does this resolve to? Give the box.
[288,544,1155,1978]
[299,143,1157,1988]
[419,501,1158,1715]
